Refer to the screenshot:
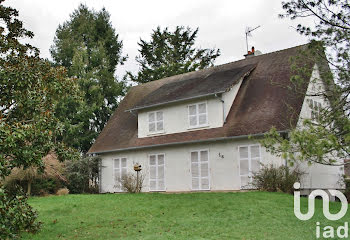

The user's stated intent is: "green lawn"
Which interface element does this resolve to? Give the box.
[22,192,349,240]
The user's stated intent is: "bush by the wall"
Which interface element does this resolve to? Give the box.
[65,156,100,194]
[252,164,304,194]
[117,172,144,193]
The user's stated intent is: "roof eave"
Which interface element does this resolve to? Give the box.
[88,130,289,155]
[125,91,225,112]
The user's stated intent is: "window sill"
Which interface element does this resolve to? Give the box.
[187,124,209,130]
[147,130,166,136]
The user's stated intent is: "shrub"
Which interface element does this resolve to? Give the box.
[252,164,304,194]
[117,172,144,193]
[65,156,100,194]
[0,187,41,239]
[56,188,69,195]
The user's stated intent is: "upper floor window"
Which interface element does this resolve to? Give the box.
[307,99,321,121]
[188,102,208,128]
[148,111,163,133]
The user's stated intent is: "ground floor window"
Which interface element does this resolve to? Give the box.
[191,150,210,190]
[114,157,127,191]
[149,154,165,191]
[239,145,261,189]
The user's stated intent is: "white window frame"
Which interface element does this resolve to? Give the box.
[148,153,166,192]
[238,144,261,189]
[307,99,322,122]
[188,102,208,129]
[113,157,127,192]
[148,111,164,134]
[190,149,210,191]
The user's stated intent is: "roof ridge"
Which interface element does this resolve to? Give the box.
[132,43,309,89]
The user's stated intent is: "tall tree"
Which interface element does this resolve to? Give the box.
[50,4,127,152]
[128,26,220,84]
[261,0,350,166]
[0,1,79,237]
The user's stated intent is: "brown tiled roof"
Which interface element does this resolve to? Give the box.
[129,64,256,111]
[89,44,311,154]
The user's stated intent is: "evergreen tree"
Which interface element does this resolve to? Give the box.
[50,4,127,152]
[128,26,220,84]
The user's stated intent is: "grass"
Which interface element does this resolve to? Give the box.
[22,192,349,240]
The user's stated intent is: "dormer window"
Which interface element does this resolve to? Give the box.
[188,102,208,128]
[148,111,163,133]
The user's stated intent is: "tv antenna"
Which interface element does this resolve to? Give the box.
[245,25,261,52]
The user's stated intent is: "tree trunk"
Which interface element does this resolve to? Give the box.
[27,179,32,196]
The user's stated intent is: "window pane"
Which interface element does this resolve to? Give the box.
[201,178,209,190]
[200,151,208,162]
[198,114,207,125]
[114,170,120,181]
[149,122,156,132]
[149,155,156,165]
[192,178,199,190]
[150,180,156,190]
[191,152,198,163]
[149,112,155,122]
[156,121,163,131]
[156,111,163,121]
[201,163,209,177]
[150,166,157,179]
[239,147,248,159]
[121,158,127,167]
[198,103,206,114]
[251,146,260,158]
[241,176,249,189]
[158,166,164,179]
[158,180,165,190]
[121,168,127,177]
[191,163,199,177]
[114,159,120,169]
[189,105,196,115]
[240,160,249,175]
[158,154,164,165]
[251,160,260,173]
[189,116,197,126]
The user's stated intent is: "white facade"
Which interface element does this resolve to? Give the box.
[137,77,243,138]
[99,139,284,193]
[98,64,343,193]
[296,65,343,190]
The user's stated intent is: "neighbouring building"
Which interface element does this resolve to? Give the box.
[88,44,344,194]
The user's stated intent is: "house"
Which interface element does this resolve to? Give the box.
[88,44,343,193]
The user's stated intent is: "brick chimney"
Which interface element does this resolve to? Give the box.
[244,46,255,58]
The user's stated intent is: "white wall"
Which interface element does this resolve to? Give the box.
[296,64,343,190]
[138,97,223,138]
[99,138,285,193]
[137,77,244,138]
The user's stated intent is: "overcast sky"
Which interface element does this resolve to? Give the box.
[5,0,312,77]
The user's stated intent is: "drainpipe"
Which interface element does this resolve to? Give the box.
[215,94,225,123]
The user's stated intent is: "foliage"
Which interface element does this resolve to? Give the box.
[0,1,79,179]
[117,172,144,193]
[252,164,304,194]
[55,188,69,196]
[0,187,41,239]
[127,26,220,84]
[21,192,349,239]
[65,155,100,194]
[0,2,79,237]
[261,0,350,166]
[4,153,66,195]
[50,4,127,153]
